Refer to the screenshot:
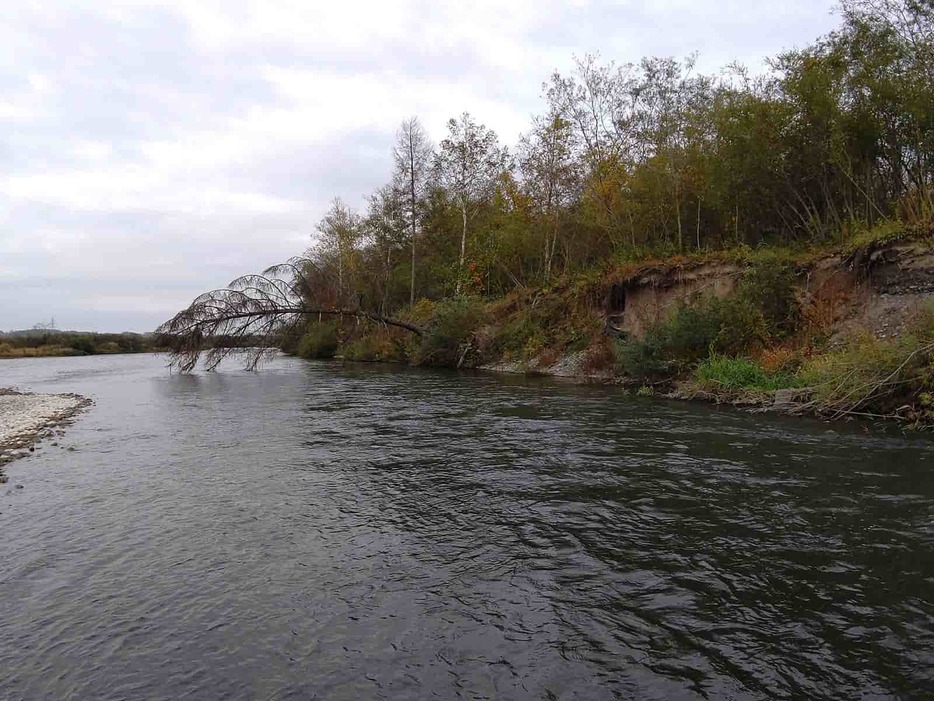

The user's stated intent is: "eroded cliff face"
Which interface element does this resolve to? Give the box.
[606,262,740,339]
[477,240,933,381]
[605,242,934,343]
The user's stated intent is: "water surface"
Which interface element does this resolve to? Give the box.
[1,354,932,699]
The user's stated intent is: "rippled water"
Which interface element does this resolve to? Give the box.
[1,354,932,699]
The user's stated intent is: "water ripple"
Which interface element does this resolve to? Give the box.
[1,354,932,699]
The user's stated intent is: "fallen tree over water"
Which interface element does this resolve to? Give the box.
[157,259,424,372]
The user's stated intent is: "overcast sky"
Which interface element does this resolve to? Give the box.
[0,1,838,333]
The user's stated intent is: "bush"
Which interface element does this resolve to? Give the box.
[415,296,487,367]
[615,259,803,380]
[341,330,402,362]
[735,262,801,340]
[296,323,339,359]
[840,219,919,257]
[695,355,800,392]
[481,312,546,362]
[617,294,767,379]
[70,336,96,354]
[759,346,808,374]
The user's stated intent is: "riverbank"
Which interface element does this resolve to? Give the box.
[289,223,934,429]
[0,330,159,358]
[0,389,91,482]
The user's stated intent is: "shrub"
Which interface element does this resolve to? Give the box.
[840,219,917,257]
[735,262,801,340]
[296,323,339,359]
[482,313,546,361]
[797,304,934,421]
[403,298,437,326]
[616,294,767,379]
[615,258,804,380]
[341,328,404,362]
[695,355,801,392]
[415,296,487,367]
[71,336,96,355]
[759,346,808,374]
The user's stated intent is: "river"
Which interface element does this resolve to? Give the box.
[1,353,932,699]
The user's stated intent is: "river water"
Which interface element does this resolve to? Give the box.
[1,353,932,699]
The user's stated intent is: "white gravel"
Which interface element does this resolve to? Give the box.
[0,392,87,449]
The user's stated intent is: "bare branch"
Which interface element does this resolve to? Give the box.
[156,258,424,372]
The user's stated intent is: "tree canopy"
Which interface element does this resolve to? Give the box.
[162,0,933,369]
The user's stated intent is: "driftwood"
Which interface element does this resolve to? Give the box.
[157,258,423,372]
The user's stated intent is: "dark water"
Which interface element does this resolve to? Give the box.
[1,354,932,700]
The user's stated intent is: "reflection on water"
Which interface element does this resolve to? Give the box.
[1,354,932,699]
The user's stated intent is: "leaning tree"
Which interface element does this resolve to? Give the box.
[156,257,423,372]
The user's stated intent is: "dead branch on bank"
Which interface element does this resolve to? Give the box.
[156,258,423,372]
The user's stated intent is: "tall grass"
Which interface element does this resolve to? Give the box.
[695,355,801,392]
[797,305,934,421]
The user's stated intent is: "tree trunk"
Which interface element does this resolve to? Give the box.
[675,182,683,252]
[409,150,417,307]
[456,201,468,295]
[695,198,701,250]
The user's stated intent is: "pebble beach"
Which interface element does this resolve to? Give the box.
[0,389,90,480]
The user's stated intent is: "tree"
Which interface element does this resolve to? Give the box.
[392,117,434,306]
[156,259,424,372]
[435,112,511,292]
[518,109,581,280]
[544,53,636,164]
[315,197,361,301]
[362,184,407,312]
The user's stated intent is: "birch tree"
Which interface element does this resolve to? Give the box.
[392,117,434,306]
[315,197,360,302]
[435,112,510,292]
[518,110,581,280]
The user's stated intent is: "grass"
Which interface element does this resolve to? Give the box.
[840,218,933,258]
[695,355,801,392]
[796,305,934,422]
[0,344,87,358]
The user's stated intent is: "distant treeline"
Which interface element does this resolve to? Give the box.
[0,331,159,358]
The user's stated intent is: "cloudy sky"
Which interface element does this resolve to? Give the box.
[1,0,838,333]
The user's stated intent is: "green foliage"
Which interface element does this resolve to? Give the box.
[268,1,932,401]
[477,287,602,365]
[414,297,487,367]
[734,261,801,340]
[617,294,767,379]
[487,313,547,360]
[296,323,339,359]
[617,256,805,379]
[341,332,401,363]
[695,355,801,392]
[841,219,933,257]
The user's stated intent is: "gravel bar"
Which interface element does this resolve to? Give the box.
[0,389,91,481]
